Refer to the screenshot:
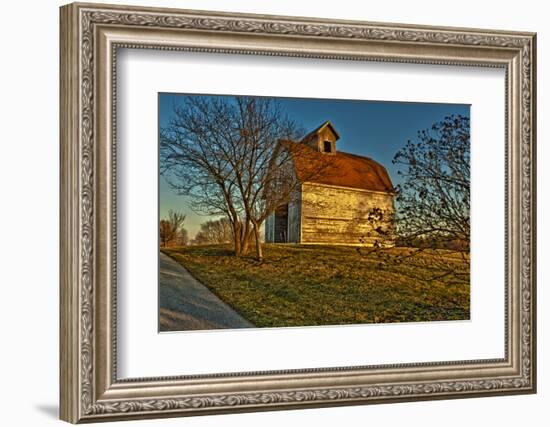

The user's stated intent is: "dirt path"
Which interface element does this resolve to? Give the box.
[159,252,254,332]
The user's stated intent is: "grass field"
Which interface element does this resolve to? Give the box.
[162,244,470,328]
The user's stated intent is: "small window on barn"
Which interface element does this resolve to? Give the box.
[323,140,332,153]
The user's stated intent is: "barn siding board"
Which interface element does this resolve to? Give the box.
[265,213,274,243]
[288,189,302,243]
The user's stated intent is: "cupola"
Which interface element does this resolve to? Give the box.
[300,120,340,154]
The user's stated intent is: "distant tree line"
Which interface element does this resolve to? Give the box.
[159,210,188,247]
[160,215,258,248]
[193,218,234,245]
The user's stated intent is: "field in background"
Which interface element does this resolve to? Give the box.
[162,244,470,328]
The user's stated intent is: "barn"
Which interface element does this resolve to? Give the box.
[264,121,395,247]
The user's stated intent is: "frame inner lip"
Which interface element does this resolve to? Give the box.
[109,41,512,383]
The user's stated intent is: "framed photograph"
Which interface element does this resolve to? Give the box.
[60,2,536,423]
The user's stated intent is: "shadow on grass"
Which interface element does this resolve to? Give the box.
[163,246,235,258]
[193,247,235,257]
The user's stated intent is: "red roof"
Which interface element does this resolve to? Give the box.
[282,140,394,193]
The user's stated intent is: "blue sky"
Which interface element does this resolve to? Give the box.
[159,93,470,238]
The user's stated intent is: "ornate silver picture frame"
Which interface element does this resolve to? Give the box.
[60,2,536,423]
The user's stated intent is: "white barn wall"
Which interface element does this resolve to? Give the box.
[300,182,394,246]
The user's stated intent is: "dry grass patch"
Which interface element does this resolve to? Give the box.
[162,244,469,328]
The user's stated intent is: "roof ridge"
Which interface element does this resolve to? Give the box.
[337,150,374,161]
[336,150,385,166]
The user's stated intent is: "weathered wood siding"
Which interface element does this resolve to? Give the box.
[300,182,394,246]
[287,189,302,243]
[265,212,275,243]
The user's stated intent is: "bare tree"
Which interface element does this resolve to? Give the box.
[394,115,469,250]
[357,207,397,248]
[159,209,186,247]
[160,96,310,259]
[359,115,470,282]
[159,220,172,248]
[161,98,246,254]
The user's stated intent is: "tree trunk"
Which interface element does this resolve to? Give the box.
[232,221,242,256]
[239,221,252,255]
[252,221,263,260]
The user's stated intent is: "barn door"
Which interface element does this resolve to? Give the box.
[274,204,289,243]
